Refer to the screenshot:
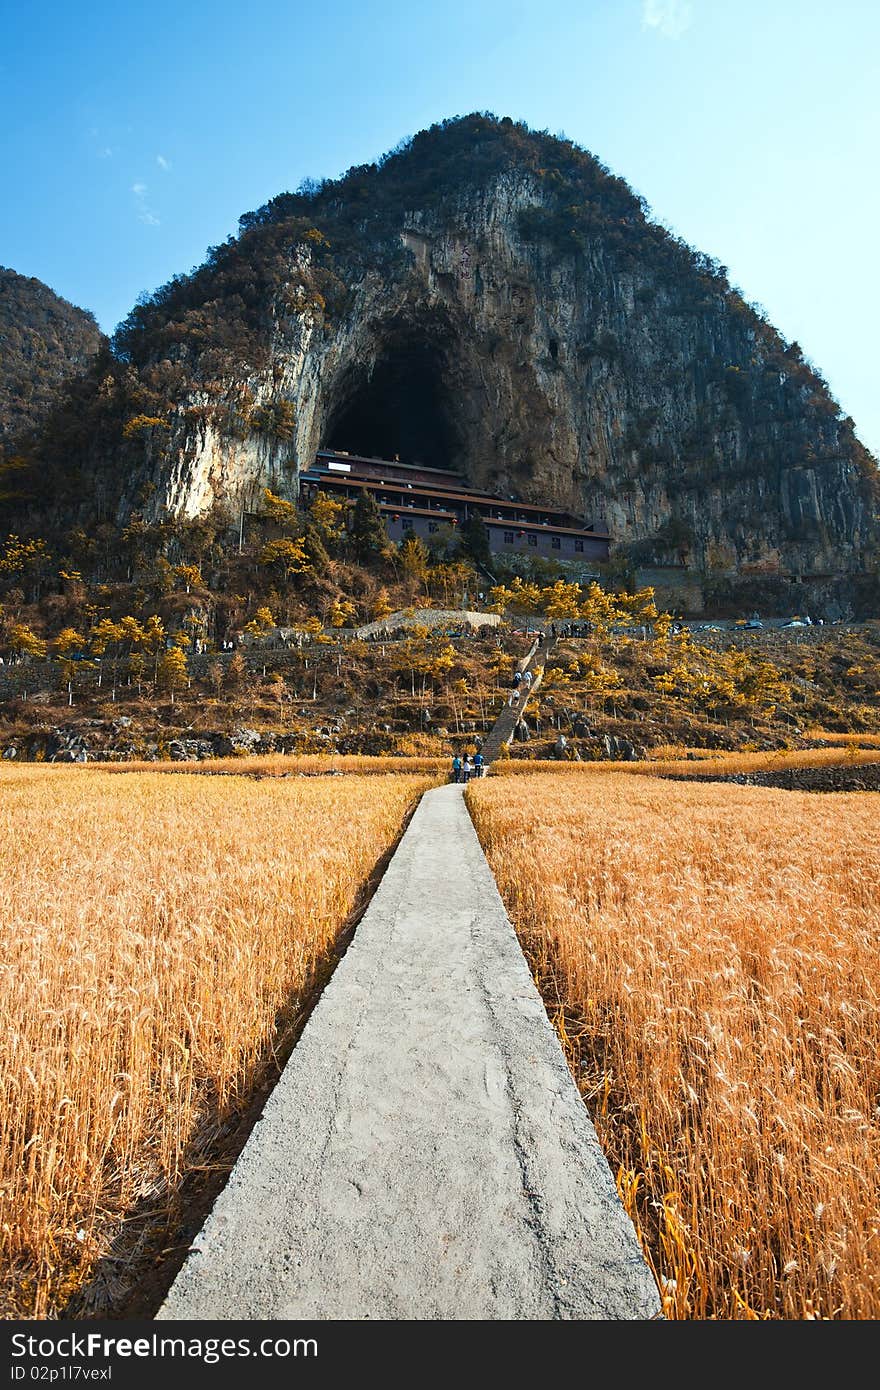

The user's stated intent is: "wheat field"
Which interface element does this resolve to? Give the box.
[495,747,880,777]
[0,764,435,1317]
[90,753,446,777]
[467,771,880,1318]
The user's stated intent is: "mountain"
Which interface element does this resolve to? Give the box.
[6,114,879,610]
[0,268,106,466]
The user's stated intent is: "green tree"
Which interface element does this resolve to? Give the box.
[303,525,331,572]
[460,512,491,569]
[348,490,391,564]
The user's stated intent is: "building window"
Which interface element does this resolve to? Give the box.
[551,536,561,550]
[428,521,439,533]
[402,517,413,530]
[503,530,515,544]
[575,539,584,553]
[527,534,537,547]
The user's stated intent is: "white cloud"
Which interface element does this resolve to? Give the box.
[156,154,171,171]
[131,182,160,227]
[642,0,694,39]
[97,146,114,159]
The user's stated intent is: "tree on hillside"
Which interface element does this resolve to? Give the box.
[8,622,46,660]
[399,535,430,596]
[327,598,357,628]
[460,512,491,569]
[52,627,86,659]
[262,488,297,529]
[302,524,330,573]
[173,563,203,593]
[542,579,582,621]
[348,491,391,564]
[308,493,345,552]
[157,647,189,703]
[244,606,275,638]
[371,587,393,620]
[89,617,124,691]
[142,614,166,683]
[259,536,311,582]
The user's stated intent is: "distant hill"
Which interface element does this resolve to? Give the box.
[0,268,106,459]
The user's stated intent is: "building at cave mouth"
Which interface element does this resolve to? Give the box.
[301,449,611,563]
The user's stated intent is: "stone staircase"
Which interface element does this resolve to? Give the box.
[481,637,557,765]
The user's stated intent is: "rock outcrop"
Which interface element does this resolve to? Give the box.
[12,116,880,591]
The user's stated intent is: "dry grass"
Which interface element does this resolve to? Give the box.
[495,746,880,778]
[0,764,436,1317]
[801,731,880,748]
[468,771,880,1318]
[83,753,446,777]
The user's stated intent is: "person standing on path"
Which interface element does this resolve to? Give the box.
[522,669,533,695]
[508,670,523,706]
[462,755,473,783]
[473,750,484,778]
[451,754,462,783]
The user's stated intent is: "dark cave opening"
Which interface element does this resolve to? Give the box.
[324,341,461,471]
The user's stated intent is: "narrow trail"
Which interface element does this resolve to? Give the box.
[157,783,659,1321]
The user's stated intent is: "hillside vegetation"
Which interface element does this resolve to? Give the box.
[1,504,877,764]
[0,269,105,478]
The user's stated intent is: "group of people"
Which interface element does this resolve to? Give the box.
[451,751,484,782]
[507,666,534,706]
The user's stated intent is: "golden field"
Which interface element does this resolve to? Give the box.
[0,764,436,1317]
[497,745,880,778]
[88,753,446,778]
[467,770,880,1318]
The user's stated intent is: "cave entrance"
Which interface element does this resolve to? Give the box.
[324,339,461,472]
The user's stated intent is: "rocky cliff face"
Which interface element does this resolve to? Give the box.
[22,117,880,584]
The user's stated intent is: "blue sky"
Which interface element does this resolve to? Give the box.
[2,1,878,457]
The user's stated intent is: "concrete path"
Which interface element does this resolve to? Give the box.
[157,785,660,1321]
